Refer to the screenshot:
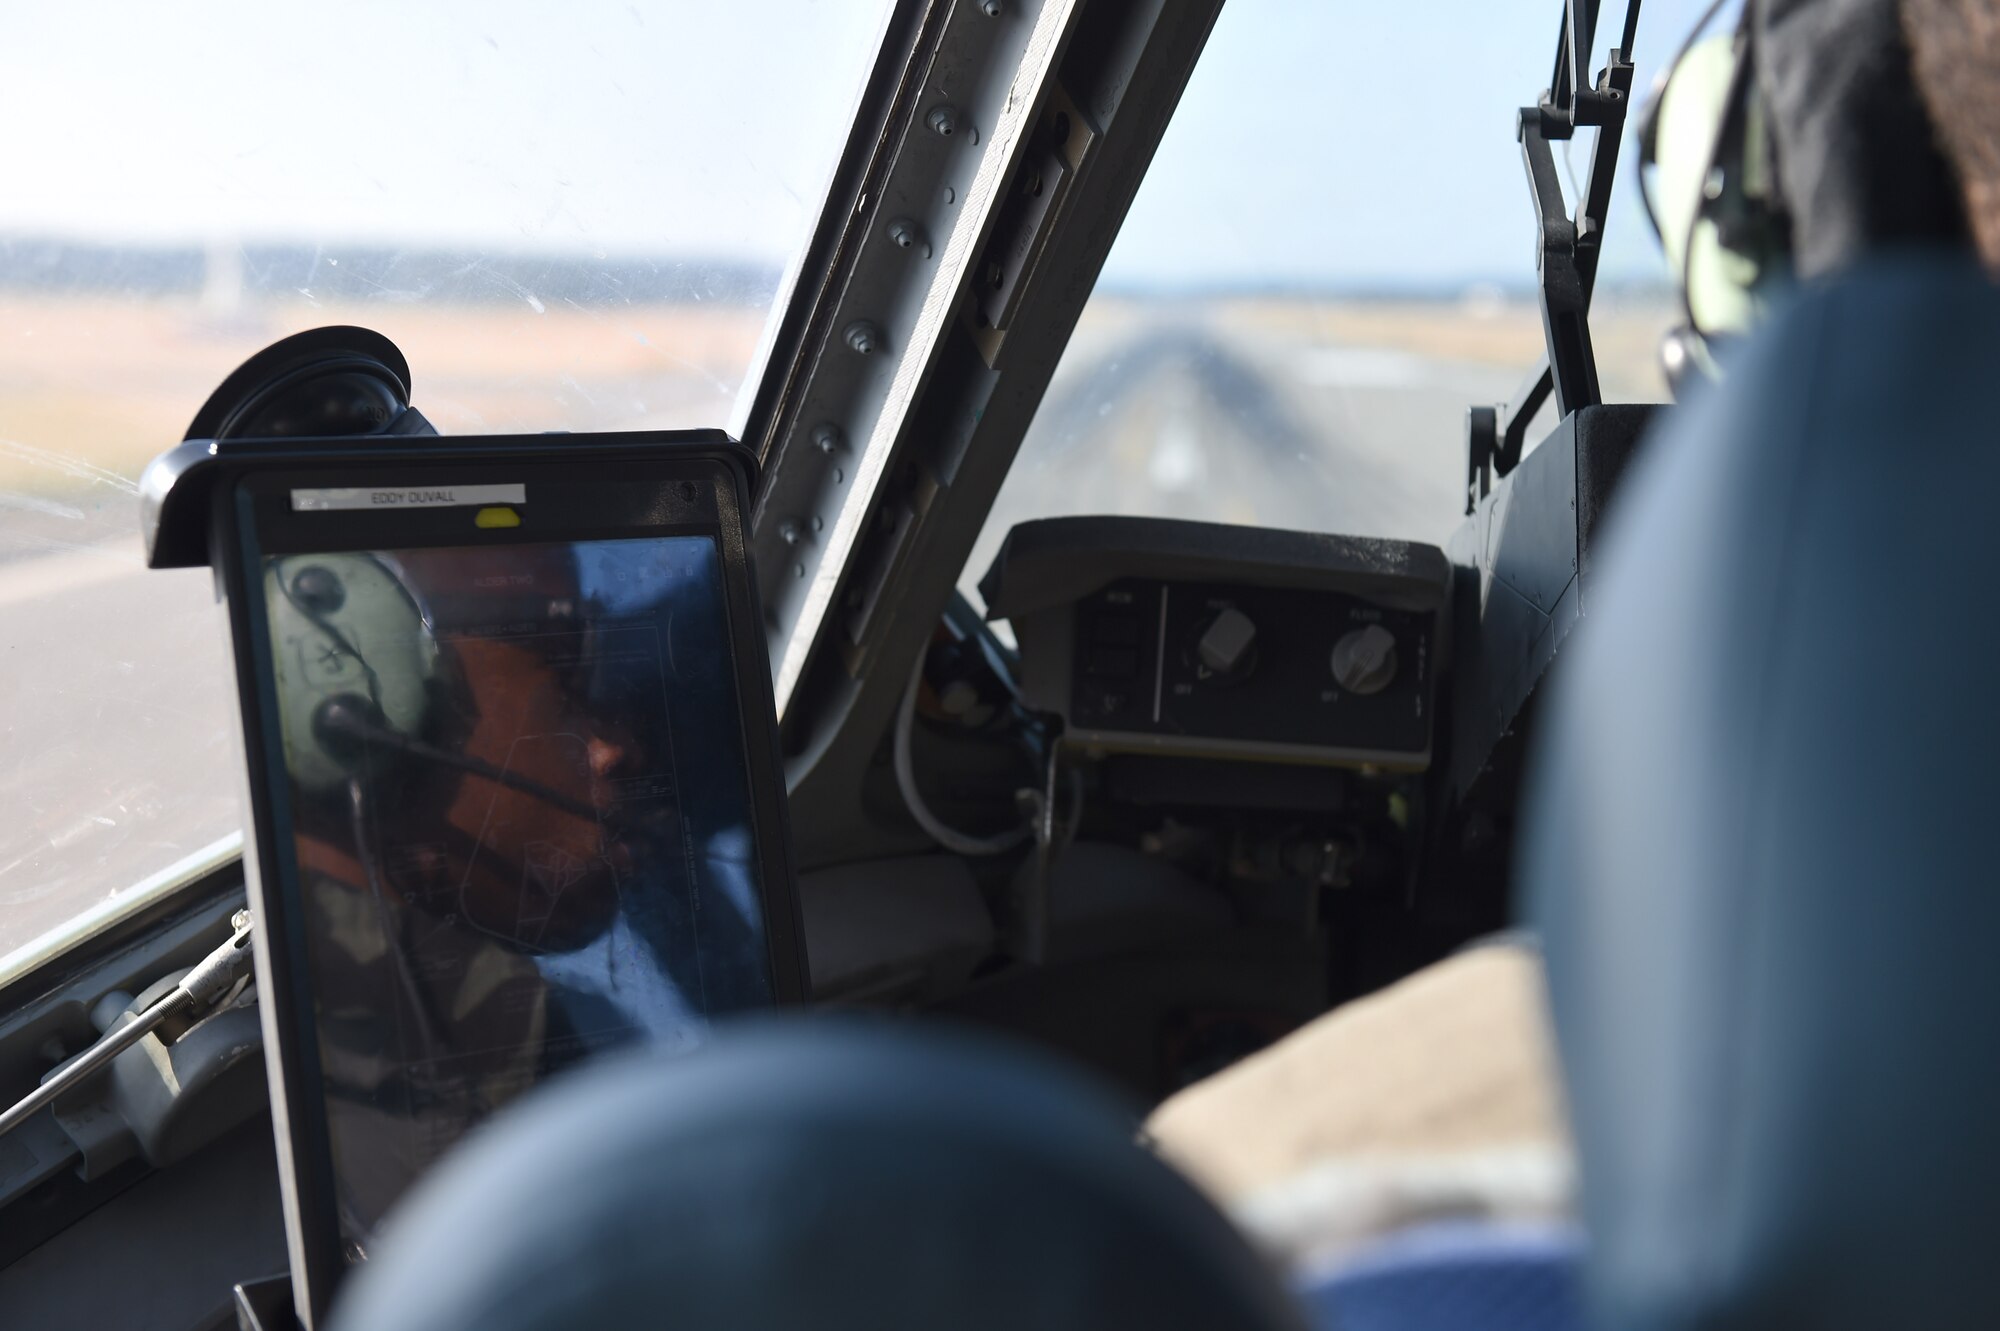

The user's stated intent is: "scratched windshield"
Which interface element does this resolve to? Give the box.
[0,1,889,976]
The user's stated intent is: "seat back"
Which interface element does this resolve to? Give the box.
[1525,257,2000,1329]
[328,1020,1307,1331]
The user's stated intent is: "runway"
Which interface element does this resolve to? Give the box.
[0,305,1664,960]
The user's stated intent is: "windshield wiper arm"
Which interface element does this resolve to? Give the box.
[0,910,255,1143]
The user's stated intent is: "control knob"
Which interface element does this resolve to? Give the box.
[1330,624,1397,695]
[1196,606,1258,681]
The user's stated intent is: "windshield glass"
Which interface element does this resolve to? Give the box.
[0,1,888,972]
[964,0,1718,610]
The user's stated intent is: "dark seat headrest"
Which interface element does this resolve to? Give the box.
[1525,257,2000,1329]
[328,1020,1306,1331]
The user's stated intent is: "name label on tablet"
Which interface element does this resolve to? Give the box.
[291,483,525,512]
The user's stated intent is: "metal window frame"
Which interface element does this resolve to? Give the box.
[736,0,1226,866]
[748,0,1092,717]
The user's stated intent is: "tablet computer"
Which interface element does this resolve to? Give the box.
[153,433,803,1327]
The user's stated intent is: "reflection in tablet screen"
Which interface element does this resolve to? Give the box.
[261,535,771,1241]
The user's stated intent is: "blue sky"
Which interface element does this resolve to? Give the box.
[1104,0,1725,289]
[0,0,1722,292]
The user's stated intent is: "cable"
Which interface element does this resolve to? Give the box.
[0,910,256,1142]
[348,777,450,1058]
[893,650,1034,857]
[1059,765,1085,851]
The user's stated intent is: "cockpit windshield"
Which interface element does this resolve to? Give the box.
[0,1,890,977]
[963,0,1713,613]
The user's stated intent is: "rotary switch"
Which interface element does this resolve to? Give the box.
[1196,606,1258,680]
[1330,623,1397,695]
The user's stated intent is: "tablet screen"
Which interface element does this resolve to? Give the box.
[260,534,772,1241]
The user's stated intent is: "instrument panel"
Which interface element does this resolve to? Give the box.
[1069,577,1432,760]
[980,517,1449,770]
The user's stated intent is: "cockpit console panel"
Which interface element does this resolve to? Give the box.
[980,517,1449,770]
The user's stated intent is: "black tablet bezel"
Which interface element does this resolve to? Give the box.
[202,433,803,1329]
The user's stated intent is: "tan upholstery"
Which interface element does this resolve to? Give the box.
[1144,940,1570,1264]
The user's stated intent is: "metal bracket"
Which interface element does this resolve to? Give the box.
[972,85,1096,357]
[1522,106,1604,419]
[1466,0,1640,509]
